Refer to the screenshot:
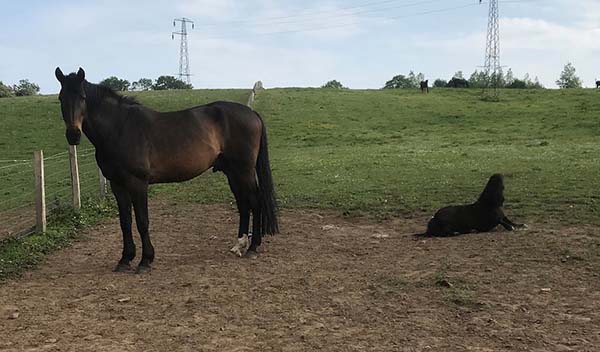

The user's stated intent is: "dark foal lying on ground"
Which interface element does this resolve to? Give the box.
[418,174,526,237]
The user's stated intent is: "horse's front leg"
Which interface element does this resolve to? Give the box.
[130,182,154,273]
[501,216,527,230]
[111,181,135,272]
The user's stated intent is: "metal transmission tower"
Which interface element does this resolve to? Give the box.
[482,0,500,97]
[172,17,194,84]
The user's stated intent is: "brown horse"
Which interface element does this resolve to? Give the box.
[55,67,279,273]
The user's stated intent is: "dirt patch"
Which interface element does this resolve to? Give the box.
[1,199,599,351]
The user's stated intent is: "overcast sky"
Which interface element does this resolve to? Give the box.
[1,0,598,93]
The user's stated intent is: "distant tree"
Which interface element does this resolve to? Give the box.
[446,77,469,88]
[99,76,130,91]
[556,62,582,89]
[506,79,527,89]
[504,68,515,87]
[407,71,424,88]
[468,70,489,88]
[0,81,15,98]
[383,74,414,89]
[321,80,347,89]
[453,71,464,79]
[517,74,544,89]
[131,78,153,91]
[529,76,544,89]
[12,79,40,96]
[152,76,193,90]
[433,79,447,88]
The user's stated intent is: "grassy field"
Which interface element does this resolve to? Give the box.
[1,87,598,225]
[159,88,600,225]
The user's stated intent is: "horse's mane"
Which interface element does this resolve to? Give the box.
[83,80,139,107]
[476,174,505,208]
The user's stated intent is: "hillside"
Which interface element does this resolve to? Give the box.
[1,87,599,224]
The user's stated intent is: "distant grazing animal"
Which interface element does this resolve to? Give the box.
[418,174,526,237]
[420,80,429,93]
[55,67,279,273]
[596,80,600,89]
[446,78,470,88]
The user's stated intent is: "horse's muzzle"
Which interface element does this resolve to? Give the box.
[66,128,81,145]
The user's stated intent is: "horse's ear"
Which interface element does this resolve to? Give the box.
[55,67,65,83]
[76,67,85,81]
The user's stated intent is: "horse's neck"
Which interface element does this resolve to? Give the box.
[82,91,123,153]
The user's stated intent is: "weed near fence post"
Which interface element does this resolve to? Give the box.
[33,150,46,233]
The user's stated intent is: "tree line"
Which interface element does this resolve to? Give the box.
[323,63,586,90]
[99,75,193,91]
[383,68,544,89]
[0,80,40,98]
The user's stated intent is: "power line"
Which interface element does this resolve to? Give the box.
[198,0,444,29]
[196,0,537,41]
[200,1,482,41]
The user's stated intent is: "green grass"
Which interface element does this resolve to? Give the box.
[1,87,599,225]
[158,88,600,224]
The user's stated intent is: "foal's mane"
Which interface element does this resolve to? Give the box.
[84,81,139,107]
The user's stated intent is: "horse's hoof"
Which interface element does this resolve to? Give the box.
[135,265,152,274]
[230,235,249,257]
[244,250,259,259]
[113,263,131,273]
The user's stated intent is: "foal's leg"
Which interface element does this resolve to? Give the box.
[111,181,135,272]
[225,171,251,257]
[500,216,527,230]
[130,182,154,273]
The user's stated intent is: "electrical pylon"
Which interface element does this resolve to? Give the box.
[172,18,194,84]
[482,0,500,97]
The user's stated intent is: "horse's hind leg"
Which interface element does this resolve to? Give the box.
[226,167,263,258]
[111,181,135,272]
[225,169,251,257]
[246,178,262,258]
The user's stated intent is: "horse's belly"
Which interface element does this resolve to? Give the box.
[149,150,217,184]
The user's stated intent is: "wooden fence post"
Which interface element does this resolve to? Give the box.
[98,167,107,197]
[33,150,46,233]
[69,145,81,210]
[247,81,263,107]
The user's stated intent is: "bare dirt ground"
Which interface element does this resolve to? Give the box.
[1,198,599,351]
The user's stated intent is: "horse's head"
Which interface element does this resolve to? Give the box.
[478,173,505,208]
[55,67,86,145]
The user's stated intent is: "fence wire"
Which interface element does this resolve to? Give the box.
[0,147,103,241]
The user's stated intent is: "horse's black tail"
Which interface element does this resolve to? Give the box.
[255,112,279,235]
